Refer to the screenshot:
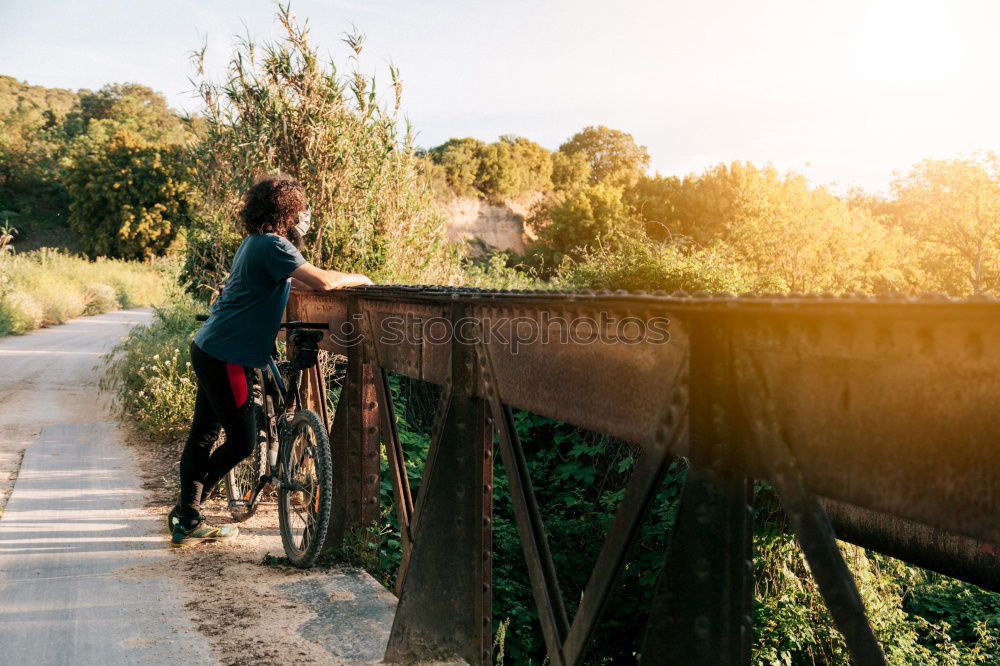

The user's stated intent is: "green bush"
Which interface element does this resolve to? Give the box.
[100,291,201,438]
[64,129,197,260]
[530,183,643,268]
[0,289,43,334]
[555,236,763,294]
[83,282,119,315]
[32,278,86,323]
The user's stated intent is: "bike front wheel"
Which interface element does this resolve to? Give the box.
[277,409,333,568]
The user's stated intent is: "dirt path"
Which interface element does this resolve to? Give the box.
[0,310,402,665]
[0,309,153,513]
[0,422,215,664]
[130,442,399,665]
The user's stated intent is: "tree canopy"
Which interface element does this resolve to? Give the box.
[558,125,650,185]
[889,155,1000,295]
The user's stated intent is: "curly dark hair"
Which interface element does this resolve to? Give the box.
[240,174,307,236]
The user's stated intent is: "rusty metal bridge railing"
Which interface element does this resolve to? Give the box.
[285,286,999,666]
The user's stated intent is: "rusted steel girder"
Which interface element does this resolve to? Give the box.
[287,287,1000,665]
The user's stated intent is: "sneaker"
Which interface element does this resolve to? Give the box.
[167,505,181,535]
[171,521,239,548]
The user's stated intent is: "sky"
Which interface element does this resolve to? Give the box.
[3,0,1000,193]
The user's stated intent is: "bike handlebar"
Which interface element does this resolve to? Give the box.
[194,315,328,330]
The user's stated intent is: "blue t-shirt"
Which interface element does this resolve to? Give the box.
[194,233,307,368]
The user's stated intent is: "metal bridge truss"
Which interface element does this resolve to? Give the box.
[285,287,999,666]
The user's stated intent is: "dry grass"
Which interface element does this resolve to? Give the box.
[0,248,170,335]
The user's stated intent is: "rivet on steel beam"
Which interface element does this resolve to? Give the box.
[694,615,710,640]
[656,423,672,443]
[917,328,934,355]
[875,327,894,352]
[694,557,710,580]
[966,331,983,359]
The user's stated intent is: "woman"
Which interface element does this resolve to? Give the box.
[169,174,371,547]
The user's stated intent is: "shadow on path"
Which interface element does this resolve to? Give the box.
[0,422,214,665]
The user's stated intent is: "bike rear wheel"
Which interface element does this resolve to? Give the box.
[277,409,333,568]
[225,375,270,522]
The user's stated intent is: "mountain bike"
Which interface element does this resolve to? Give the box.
[195,315,333,568]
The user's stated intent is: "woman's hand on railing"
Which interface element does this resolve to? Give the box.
[291,264,372,291]
[339,273,373,288]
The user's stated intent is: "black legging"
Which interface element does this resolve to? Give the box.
[178,342,257,513]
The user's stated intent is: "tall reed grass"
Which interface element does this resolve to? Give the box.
[185,4,463,296]
[0,248,170,336]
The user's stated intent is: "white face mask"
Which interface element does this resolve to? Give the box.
[294,209,311,237]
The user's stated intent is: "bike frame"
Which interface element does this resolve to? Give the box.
[254,327,324,492]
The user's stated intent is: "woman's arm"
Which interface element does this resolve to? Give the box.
[290,263,373,291]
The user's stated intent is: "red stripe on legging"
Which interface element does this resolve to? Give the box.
[226,363,249,407]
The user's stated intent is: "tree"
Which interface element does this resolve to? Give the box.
[428,135,553,199]
[551,150,590,191]
[558,125,650,185]
[429,138,485,195]
[0,77,80,238]
[64,129,195,259]
[65,83,189,145]
[889,156,1000,295]
[625,162,917,293]
[502,135,552,193]
[474,141,519,198]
